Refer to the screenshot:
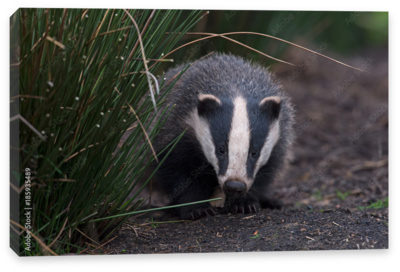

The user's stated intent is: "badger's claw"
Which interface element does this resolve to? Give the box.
[247,203,259,213]
[226,198,261,214]
[189,207,217,220]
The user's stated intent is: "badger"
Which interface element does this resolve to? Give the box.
[148,54,294,220]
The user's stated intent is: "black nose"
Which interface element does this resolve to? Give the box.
[223,180,246,196]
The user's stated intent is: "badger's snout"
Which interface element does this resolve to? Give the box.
[223,180,247,196]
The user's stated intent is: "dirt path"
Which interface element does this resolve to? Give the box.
[103,48,388,254]
[106,208,387,254]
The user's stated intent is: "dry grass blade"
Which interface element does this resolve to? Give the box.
[64,142,101,162]
[81,235,118,254]
[14,8,206,256]
[114,87,159,163]
[130,57,174,62]
[146,10,210,63]
[150,32,294,69]
[126,124,138,131]
[45,178,77,182]
[10,219,58,256]
[10,181,21,194]
[30,21,54,52]
[17,19,55,66]
[148,35,214,70]
[75,228,101,249]
[48,218,69,248]
[348,159,388,174]
[92,9,109,40]
[208,33,295,66]
[46,36,65,49]
[124,9,155,68]
[81,9,89,20]
[10,114,47,141]
[146,72,160,95]
[10,94,46,100]
[99,26,132,37]
[187,32,366,72]
[123,9,158,111]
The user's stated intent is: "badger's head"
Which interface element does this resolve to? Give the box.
[189,93,281,199]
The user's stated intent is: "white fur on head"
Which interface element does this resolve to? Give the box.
[186,111,219,174]
[259,96,281,107]
[187,94,281,194]
[253,120,280,176]
[259,96,281,119]
[186,95,220,174]
[198,93,222,105]
[253,95,281,175]
[219,96,252,189]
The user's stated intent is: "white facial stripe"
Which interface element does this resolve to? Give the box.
[254,120,280,176]
[221,96,252,187]
[186,110,219,174]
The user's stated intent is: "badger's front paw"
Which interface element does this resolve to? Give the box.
[177,204,217,220]
[224,197,261,214]
[189,207,217,220]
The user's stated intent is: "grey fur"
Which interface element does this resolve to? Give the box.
[156,53,294,155]
[125,53,295,218]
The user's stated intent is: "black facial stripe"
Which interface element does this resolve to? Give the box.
[206,98,234,176]
[247,100,271,178]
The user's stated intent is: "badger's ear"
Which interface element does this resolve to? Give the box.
[259,96,281,119]
[198,94,222,117]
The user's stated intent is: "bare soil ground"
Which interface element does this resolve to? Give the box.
[102,48,388,254]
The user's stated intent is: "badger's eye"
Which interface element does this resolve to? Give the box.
[250,149,258,158]
[218,146,226,155]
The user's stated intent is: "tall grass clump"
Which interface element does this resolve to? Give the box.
[10,8,203,256]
